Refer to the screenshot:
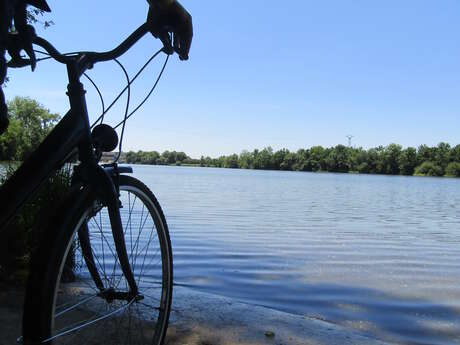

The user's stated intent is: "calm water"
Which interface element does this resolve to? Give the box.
[131,165,460,345]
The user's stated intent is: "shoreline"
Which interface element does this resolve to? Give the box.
[2,160,458,179]
[0,284,393,345]
[168,286,394,345]
[122,162,460,179]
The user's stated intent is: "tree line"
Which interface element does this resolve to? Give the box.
[125,150,195,166]
[1,97,458,178]
[126,143,460,177]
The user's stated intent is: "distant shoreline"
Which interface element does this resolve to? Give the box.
[122,162,460,179]
[2,160,458,179]
[121,143,460,179]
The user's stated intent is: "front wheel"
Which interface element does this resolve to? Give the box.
[23,175,173,345]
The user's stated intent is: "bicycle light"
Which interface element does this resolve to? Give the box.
[91,124,119,152]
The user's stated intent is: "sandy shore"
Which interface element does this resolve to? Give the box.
[168,287,394,345]
[0,284,393,345]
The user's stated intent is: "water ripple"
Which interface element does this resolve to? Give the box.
[130,165,460,345]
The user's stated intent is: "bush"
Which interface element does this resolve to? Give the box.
[357,162,370,174]
[414,161,444,177]
[0,164,72,282]
[445,162,460,177]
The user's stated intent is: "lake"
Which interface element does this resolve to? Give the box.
[131,165,460,345]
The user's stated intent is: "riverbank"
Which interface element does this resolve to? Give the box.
[0,284,393,345]
[169,286,394,345]
[122,142,460,178]
[118,161,460,179]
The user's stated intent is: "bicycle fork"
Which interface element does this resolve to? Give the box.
[66,67,140,302]
[75,162,141,302]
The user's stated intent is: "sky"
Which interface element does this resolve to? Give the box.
[5,0,460,158]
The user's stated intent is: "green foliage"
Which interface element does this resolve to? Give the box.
[0,165,72,281]
[445,162,460,177]
[0,96,65,281]
[449,145,460,163]
[417,144,435,165]
[435,142,451,171]
[398,147,417,176]
[239,150,253,169]
[124,143,460,178]
[309,146,326,171]
[0,97,60,161]
[223,154,239,169]
[383,144,402,175]
[325,145,350,172]
[126,150,192,166]
[414,162,444,177]
[26,8,54,28]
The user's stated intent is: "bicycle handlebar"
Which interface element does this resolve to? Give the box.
[33,23,150,68]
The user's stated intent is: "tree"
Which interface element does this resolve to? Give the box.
[417,144,435,165]
[175,151,188,163]
[364,147,384,174]
[125,151,136,163]
[383,144,402,175]
[445,162,460,177]
[325,145,350,173]
[224,154,239,168]
[93,143,460,178]
[449,145,460,163]
[434,142,451,173]
[351,148,368,173]
[272,149,289,170]
[200,156,213,167]
[414,162,443,177]
[145,151,160,164]
[253,147,274,170]
[239,150,253,169]
[26,7,54,28]
[308,146,326,172]
[398,147,417,176]
[295,148,310,171]
[280,152,297,171]
[0,97,60,161]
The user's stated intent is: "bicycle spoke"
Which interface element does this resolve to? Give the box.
[90,216,121,286]
[38,177,171,345]
[48,299,135,343]
[137,226,159,285]
[142,252,162,276]
[85,219,111,284]
[128,193,134,263]
[99,211,107,284]
[55,294,98,318]
[131,202,148,270]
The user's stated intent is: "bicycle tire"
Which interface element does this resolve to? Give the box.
[23,175,173,345]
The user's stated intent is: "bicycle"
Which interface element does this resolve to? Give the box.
[0,22,174,345]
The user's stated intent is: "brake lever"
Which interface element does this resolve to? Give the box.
[7,57,32,69]
[7,26,37,71]
[158,31,174,55]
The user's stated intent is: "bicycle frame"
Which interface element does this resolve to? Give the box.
[0,23,151,298]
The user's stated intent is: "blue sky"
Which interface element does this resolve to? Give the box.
[5,0,460,158]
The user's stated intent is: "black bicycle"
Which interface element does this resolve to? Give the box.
[0,23,174,345]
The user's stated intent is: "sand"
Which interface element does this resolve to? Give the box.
[0,284,393,345]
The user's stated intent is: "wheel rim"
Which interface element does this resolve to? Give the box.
[48,184,171,344]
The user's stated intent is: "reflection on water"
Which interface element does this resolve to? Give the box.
[131,165,460,345]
